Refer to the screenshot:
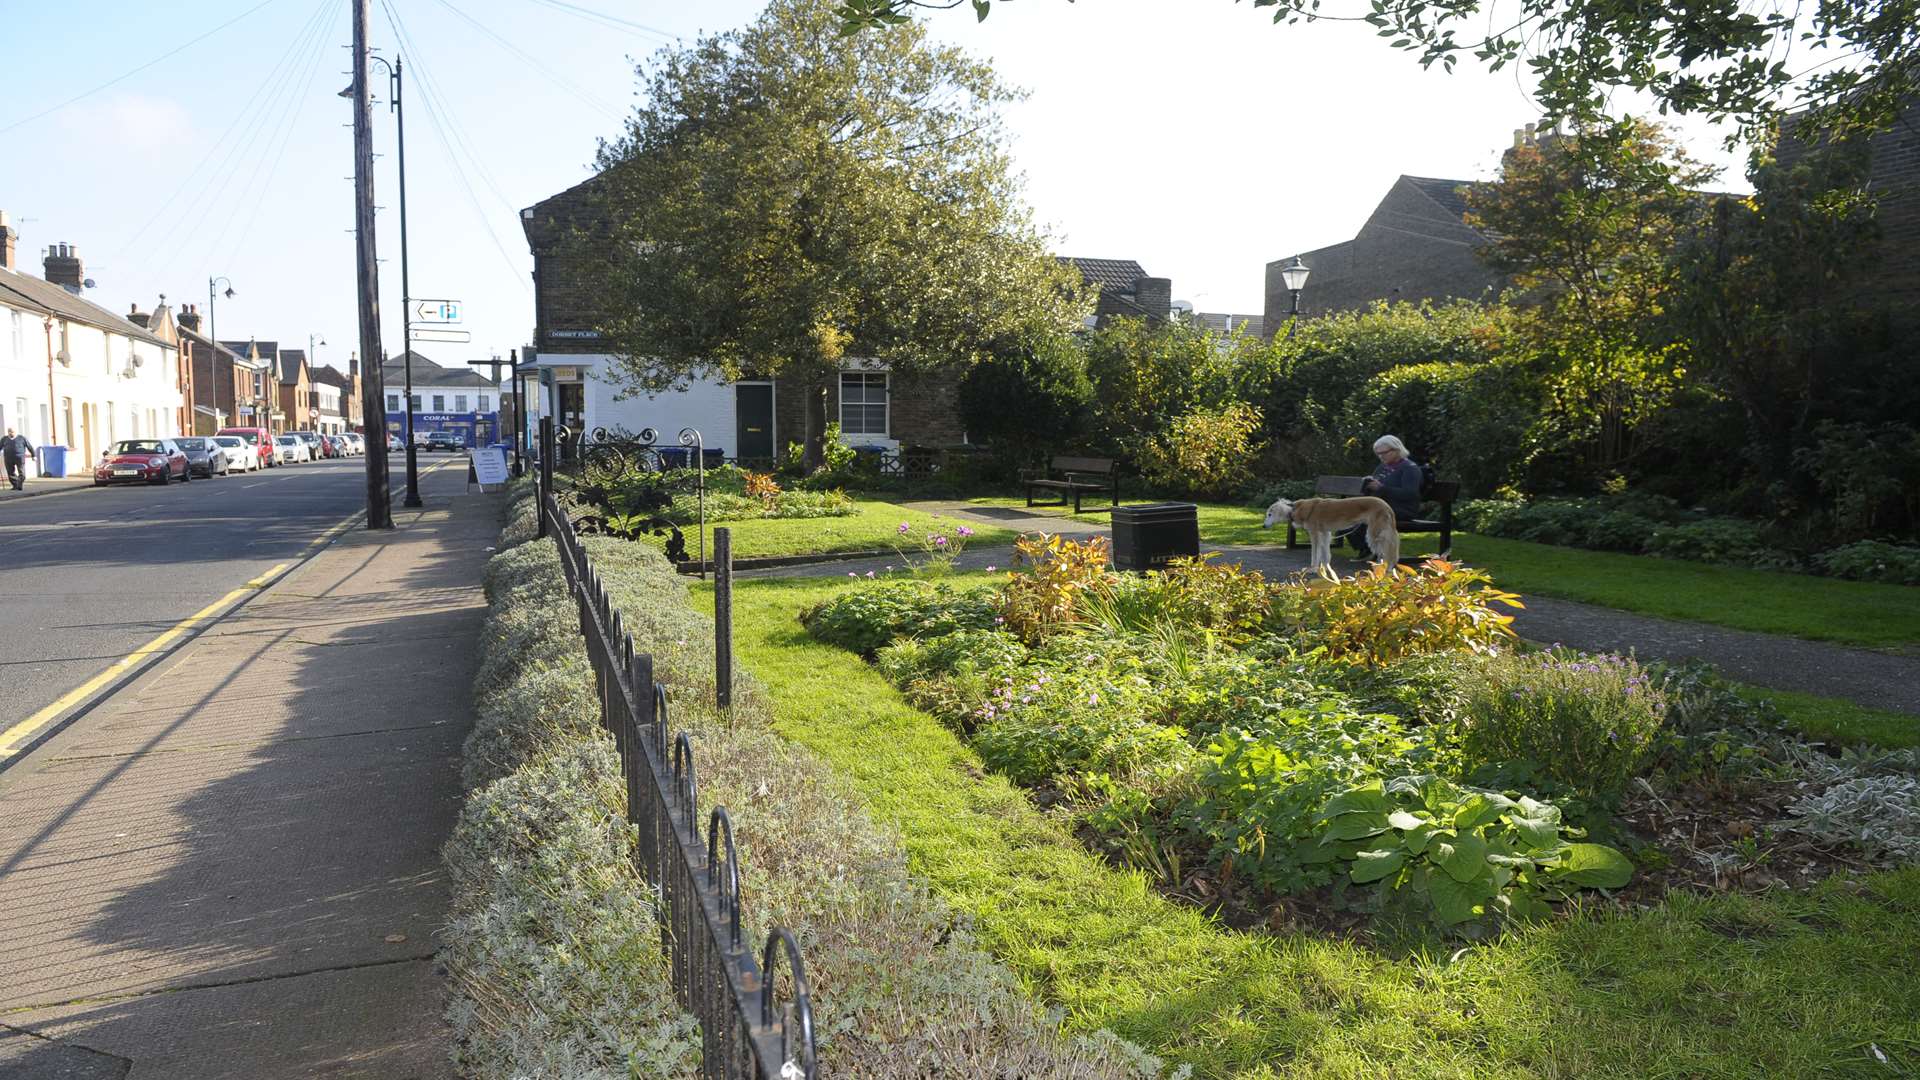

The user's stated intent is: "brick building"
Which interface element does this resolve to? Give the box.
[1264,174,1506,329]
[179,306,265,433]
[519,172,969,459]
[310,361,361,435]
[1777,98,1920,328]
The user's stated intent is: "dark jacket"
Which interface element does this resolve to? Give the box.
[1369,457,1423,518]
[0,435,33,462]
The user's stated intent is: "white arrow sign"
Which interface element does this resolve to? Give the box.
[411,327,471,343]
[413,299,462,324]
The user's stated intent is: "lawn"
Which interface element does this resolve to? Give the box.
[1744,685,1920,749]
[649,499,1019,561]
[701,574,1920,1080]
[960,496,1920,650]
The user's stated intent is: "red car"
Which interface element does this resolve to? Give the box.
[95,438,191,485]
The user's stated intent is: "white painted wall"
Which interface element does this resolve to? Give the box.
[0,298,183,467]
[534,354,745,453]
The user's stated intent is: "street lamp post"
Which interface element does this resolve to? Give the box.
[1279,256,1310,340]
[208,276,248,425]
[370,52,422,508]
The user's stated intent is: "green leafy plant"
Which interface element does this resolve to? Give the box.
[1451,649,1669,800]
[802,580,1000,654]
[999,533,1115,642]
[1136,401,1266,499]
[1317,775,1633,928]
[1813,540,1920,586]
[890,517,977,577]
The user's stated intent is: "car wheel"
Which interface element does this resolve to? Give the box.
[180,466,190,482]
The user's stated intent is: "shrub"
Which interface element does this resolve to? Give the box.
[1245,478,1317,507]
[1000,534,1116,642]
[1451,650,1669,800]
[1644,517,1773,564]
[1814,540,1920,585]
[1283,559,1522,666]
[1781,773,1920,864]
[876,627,1030,685]
[1081,556,1274,640]
[957,333,1096,458]
[971,669,1195,788]
[1136,402,1266,499]
[801,580,1001,655]
[667,488,854,523]
[1315,774,1632,928]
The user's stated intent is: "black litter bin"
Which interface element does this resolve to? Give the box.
[1110,502,1199,572]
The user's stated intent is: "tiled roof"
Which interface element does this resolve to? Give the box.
[1059,257,1148,293]
[278,348,307,383]
[1403,176,1474,222]
[380,350,496,388]
[179,326,246,363]
[309,365,354,388]
[1191,312,1266,336]
[0,266,171,347]
[221,339,279,367]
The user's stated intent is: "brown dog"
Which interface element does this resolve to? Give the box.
[1265,495,1400,570]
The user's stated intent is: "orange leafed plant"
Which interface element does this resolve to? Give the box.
[743,470,782,502]
[1287,558,1522,666]
[999,533,1114,642]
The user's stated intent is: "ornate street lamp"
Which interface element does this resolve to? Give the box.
[1279,256,1310,339]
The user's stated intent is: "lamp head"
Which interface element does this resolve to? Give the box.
[1280,256,1310,293]
[223,287,236,300]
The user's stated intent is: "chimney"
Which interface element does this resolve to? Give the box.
[0,211,15,272]
[128,302,150,328]
[178,303,202,333]
[349,352,359,378]
[44,242,84,294]
[1133,276,1173,321]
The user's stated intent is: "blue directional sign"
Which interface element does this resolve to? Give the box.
[413,299,462,324]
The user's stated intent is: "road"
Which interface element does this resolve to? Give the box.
[0,457,435,739]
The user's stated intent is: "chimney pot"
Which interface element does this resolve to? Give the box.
[44,243,85,294]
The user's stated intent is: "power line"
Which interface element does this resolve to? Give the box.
[217,0,344,266]
[377,0,532,295]
[517,0,681,45]
[0,0,291,135]
[429,0,627,123]
[126,0,338,273]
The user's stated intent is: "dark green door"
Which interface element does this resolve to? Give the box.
[736,384,774,460]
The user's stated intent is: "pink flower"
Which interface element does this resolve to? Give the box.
[994,616,1005,624]
[898,522,911,534]
[865,570,876,578]
[933,536,948,547]
[985,565,997,572]
[847,571,857,577]
[1088,693,1099,705]
[956,525,974,537]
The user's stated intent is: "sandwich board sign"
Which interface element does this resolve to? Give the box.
[469,445,510,492]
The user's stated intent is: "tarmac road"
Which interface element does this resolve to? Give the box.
[0,458,396,740]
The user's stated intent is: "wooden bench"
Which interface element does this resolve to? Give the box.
[1284,474,1459,559]
[1025,455,1120,514]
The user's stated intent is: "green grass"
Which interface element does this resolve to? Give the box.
[1743,685,1920,749]
[652,500,1018,561]
[964,496,1920,650]
[705,574,1920,1079]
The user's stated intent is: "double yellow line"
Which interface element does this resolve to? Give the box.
[0,509,366,761]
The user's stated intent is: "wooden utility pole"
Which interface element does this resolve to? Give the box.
[353,0,393,528]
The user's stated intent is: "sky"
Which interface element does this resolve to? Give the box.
[1,0,1753,381]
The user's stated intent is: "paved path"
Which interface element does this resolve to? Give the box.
[748,503,1920,717]
[0,464,493,1079]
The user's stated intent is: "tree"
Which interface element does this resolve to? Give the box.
[956,332,1095,459]
[588,0,1087,460]
[833,0,1919,143]
[1464,118,1717,477]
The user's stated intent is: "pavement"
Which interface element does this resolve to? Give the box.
[0,460,494,1079]
[0,474,95,502]
[751,501,1920,717]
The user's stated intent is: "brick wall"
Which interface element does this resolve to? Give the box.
[521,174,620,356]
[1266,176,1504,326]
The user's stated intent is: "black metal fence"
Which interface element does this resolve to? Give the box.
[536,419,817,1080]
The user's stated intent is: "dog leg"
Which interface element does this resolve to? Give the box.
[1310,529,1330,570]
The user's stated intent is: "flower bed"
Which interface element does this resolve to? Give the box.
[801,538,1920,937]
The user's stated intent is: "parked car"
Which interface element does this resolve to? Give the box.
[274,434,311,464]
[216,426,276,468]
[335,433,362,456]
[94,438,190,485]
[386,433,404,452]
[288,431,326,459]
[424,431,464,453]
[174,436,231,478]
[211,435,261,472]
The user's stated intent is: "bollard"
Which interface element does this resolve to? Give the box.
[714,527,733,710]
[538,417,554,538]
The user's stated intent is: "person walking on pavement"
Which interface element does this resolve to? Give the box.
[1,428,34,491]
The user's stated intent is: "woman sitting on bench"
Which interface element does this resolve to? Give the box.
[1342,434,1422,559]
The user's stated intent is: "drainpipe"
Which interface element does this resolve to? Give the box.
[44,317,57,448]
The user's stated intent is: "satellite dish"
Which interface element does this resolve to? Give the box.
[1171,299,1195,314]
[83,278,97,290]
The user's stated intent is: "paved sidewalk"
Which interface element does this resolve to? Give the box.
[0,467,495,1079]
[750,503,1920,717]
[0,474,93,502]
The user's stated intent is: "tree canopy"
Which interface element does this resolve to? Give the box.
[588,0,1085,435]
[833,0,1918,142]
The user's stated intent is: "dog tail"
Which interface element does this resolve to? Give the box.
[1367,517,1400,568]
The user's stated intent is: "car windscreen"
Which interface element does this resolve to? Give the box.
[175,438,207,450]
[276,436,297,444]
[213,437,244,447]
[219,431,261,444]
[113,441,164,454]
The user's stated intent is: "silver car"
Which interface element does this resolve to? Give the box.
[174,436,231,478]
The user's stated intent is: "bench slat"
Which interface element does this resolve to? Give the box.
[1052,455,1116,475]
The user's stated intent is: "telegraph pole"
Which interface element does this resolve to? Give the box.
[352,0,393,528]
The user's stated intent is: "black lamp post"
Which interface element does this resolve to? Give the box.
[1280,256,1310,339]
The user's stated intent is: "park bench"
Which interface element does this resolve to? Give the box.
[1025,455,1121,513]
[1284,474,1459,559]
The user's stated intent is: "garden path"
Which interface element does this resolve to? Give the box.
[743,502,1920,716]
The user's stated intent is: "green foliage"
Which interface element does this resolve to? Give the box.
[1644,517,1774,564]
[1452,650,1670,800]
[1082,317,1243,457]
[958,333,1095,459]
[801,579,1001,654]
[1335,358,1542,494]
[1136,402,1266,499]
[1318,775,1631,928]
[1814,540,1920,586]
[590,0,1088,406]
[999,533,1116,642]
[1792,421,1920,541]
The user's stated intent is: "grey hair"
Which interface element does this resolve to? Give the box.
[1374,434,1408,455]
